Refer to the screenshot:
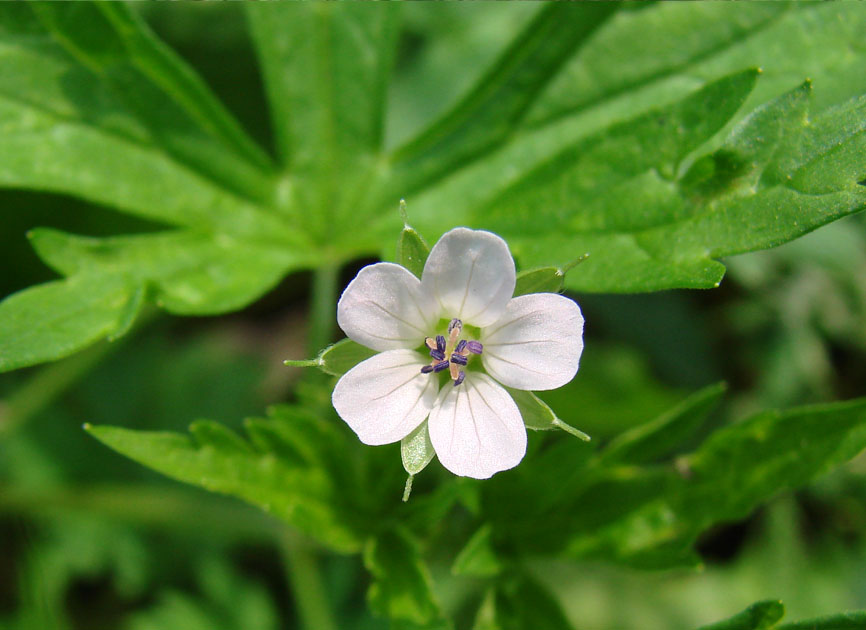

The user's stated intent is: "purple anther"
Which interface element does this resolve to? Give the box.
[453,370,465,386]
[435,335,446,353]
[447,318,462,334]
[466,340,483,354]
[433,360,450,373]
[450,353,468,366]
[429,349,445,361]
[420,364,434,374]
[455,339,467,354]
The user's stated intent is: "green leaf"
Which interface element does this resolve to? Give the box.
[401,422,435,476]
[482,572,574,630]
[86,406,364,553]
[698,600,785,630]
[601,382,726,465]
[0,274,139,372]
[563,396,866,567]
[390,3,619,194]
[364,528,442,626]
[30,3,275,205]
[30,229,305,315]
[499,78,866,292]
[507,388,591,441]
[451,525,502,577]
[777,611,866,630]
[397,201,431,279]
[246,2,401,240]
[528,3,866,128]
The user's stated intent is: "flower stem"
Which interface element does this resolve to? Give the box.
[275,263,342,630]
[308,264,340,355]
[279,526,337,630]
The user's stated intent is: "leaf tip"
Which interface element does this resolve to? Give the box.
[552,418,591,441]
[82,422,93,432]
[560,252,590,275]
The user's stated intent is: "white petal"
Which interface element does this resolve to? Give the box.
[481,293,584,391]
[421,227,516,327]
[337,262,437,352]
[332,349,438,446]
[427,373,526,479]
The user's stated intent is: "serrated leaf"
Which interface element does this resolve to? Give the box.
[86,406,363,553]
[698,600,785,630]
[562,396,866,567]
[777,611,866,630]
[0,273,139,372]
[401,422,435,476]
[364,528,442,626]
[504,79,866,292]
[601,382,726,465]
[451,525,502,577]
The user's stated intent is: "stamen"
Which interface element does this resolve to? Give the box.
[466,341,483,355]
[429,349,445,361]
[425,337,437,351]
[449,361,460,380]
[420,364,434,374]
[433,360,450,373]
[435,335,446,353]
[450,353,468,366]
[454,370,465,386]
[455,339,467,354]
[447,318,462,334]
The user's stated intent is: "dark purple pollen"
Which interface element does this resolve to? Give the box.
[466,340,483,354]
[453,371,465,386]
[455,339,467,353]
[433,360,450,373]
[435,335,446,353]
[420,365,434,374]
[448,318,462,334]
[429,349,445,361]
[450,353,468,366]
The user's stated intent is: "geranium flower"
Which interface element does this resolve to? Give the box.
[332,227,584,479]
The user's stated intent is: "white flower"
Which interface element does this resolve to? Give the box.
[332,227,584,479]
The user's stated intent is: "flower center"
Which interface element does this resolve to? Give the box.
[419,318,483,387]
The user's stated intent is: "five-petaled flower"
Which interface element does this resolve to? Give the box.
[332,227,584,479]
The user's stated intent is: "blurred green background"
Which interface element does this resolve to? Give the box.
[2,4,866,629]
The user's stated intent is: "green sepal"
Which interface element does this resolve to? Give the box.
[513,254,589,296]
[284,338,377,377]
[397,199,431,279]
[508,388,591,441]
[401,421,436,475]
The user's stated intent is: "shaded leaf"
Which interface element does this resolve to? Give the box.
[777,611,866,630]
[452,525,502,577]
[601,382,726,465]
[364,528,442,626]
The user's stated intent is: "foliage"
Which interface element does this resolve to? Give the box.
[1,2,866,629]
